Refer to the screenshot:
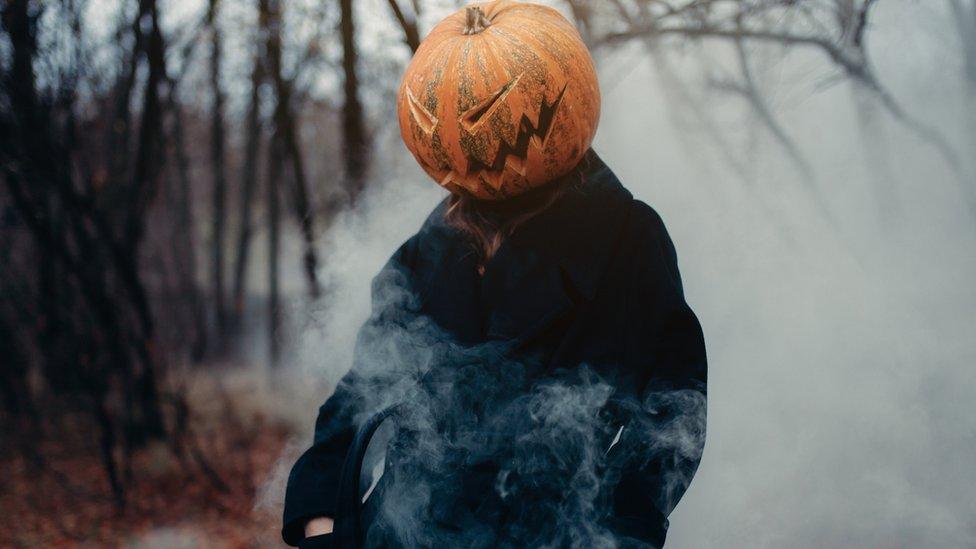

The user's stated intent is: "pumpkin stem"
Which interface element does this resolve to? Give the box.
[463,6,492,35]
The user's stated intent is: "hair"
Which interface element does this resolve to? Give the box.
[444,154,591,274]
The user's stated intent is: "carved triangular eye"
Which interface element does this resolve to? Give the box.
[461,72,523,132]
[406,87,438,135]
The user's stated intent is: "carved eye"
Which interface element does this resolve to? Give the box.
[460,72,523,132]
[406,87,438,135]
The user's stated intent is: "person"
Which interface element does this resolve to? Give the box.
[284,3,705,547]
[281,148,707,548]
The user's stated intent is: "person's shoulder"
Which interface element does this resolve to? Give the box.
[395,193,452,241]
[391,194,456,269]
[581,150,666,241]
[626,198,672,246]
[408,194,452,239]
[624,198,683,289]
[422,194,452,227]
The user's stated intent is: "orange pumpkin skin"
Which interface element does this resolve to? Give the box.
[397,0,601,200]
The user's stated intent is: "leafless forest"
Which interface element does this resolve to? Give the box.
[1,0,975,546]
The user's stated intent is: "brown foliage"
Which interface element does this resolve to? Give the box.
[0,379,294,548]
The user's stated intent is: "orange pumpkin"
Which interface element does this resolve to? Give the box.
[397,0,601,200]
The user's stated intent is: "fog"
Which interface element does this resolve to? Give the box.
[276,1,976,547]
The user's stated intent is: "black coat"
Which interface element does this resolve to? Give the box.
[283,150,707,548]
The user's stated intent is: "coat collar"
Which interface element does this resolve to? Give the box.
[414,149,633,346]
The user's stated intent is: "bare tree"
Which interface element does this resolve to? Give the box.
[387,0,422,52]
[232,22,266,320]
[166,96,209,360]
[604,0,803,235]
[593,0,972,216]
[207,0,228,335]
[341,0,370,201]
[263,0,321,300]
[267,135,284,367]
[1,0,173,507]
[163,18,209,360]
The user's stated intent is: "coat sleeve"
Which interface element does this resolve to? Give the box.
[281,236,419,547]
[604,202,707,546]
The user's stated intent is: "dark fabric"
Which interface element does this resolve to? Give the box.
[282,149,707,547]
[299,533,334,549]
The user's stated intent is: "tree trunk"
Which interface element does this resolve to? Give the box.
[386,0,421,52]
[340,0,369,201]
[2,0,167,444]
[281,121,321,299]
[266,0,321,298]
[232,29,265,319]
[267,136,283,367]
[127,0,167,440]
[208,0,228,335]
[168,102,208,360]
[125,0,166,249]
[104,3,146,205]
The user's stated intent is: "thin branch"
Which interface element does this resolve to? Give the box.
[387,0,421,52]
[598,19,967,190]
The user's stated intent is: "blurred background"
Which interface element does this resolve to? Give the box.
[1,0,974,547]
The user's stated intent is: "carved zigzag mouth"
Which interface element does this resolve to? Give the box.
[466,83,568,177]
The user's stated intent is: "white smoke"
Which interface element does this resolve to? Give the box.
[292,249,705,546]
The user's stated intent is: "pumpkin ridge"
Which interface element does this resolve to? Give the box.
[480,37,522,147]
[486,27,563,129]
[503,18,575,81]
[438,35,468,171]
[480,34,512,81]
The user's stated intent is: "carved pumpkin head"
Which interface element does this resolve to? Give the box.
[397,0,601,200]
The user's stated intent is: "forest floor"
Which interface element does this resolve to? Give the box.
[0,370,309,548]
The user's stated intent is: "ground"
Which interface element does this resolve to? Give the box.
[0,371,307,548]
